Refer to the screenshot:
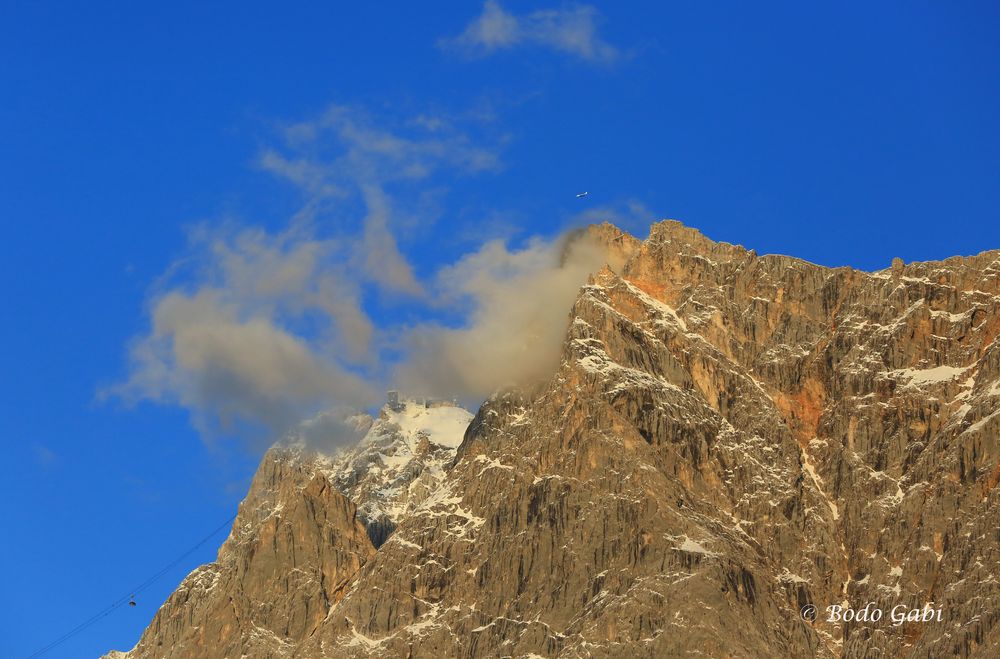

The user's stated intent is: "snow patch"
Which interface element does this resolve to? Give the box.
[801,447,839,521]
[672,535,719,557]
[891,365,968,387]
[777,568,810,584]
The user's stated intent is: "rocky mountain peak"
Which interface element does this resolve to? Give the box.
[107,220,1000,658]
[316,396,473,547]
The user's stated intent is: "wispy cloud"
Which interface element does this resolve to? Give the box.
[442,1,619,63]
[567,199,658,237]
[32,443,57,468]
[108,103,635,453]
[396,231,619,400]
[108,223,382,446]
[108,104,503,447]
[259,104,501,296]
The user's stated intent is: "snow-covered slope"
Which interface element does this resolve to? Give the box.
[318,399,473,546]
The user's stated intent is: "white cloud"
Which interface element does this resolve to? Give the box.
[260,103,500,297]
[111,222,627,450]
[107,225,381,446]
[108,105,505,448]
[359,185,423,296]
[443,1,619,63]
[109,103,636,453]
[395,230,620,399]
[267,104,501,189]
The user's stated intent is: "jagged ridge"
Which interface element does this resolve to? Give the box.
[108,220,1000,658]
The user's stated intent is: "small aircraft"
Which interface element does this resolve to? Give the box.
[576,191,589,198]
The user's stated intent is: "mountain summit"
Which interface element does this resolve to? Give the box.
[106,221,1000,658]
[318,397,473,547]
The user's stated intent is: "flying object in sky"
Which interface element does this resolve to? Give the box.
[576,191,589,198]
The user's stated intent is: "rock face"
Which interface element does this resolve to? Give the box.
[107,221,1000,658]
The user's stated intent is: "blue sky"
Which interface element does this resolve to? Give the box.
[2,1,998,656]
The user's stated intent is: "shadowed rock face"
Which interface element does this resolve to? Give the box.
[107,221,1000,658]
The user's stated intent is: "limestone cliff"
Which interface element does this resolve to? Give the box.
[106,221,1000,658]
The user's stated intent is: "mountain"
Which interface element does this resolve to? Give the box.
[105,221,1000,658]
[103,399,472,659]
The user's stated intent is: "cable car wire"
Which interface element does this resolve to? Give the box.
[24,512,238,659]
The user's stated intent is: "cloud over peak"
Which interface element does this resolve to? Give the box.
[107,103,637,453]
[443,1,619,63]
